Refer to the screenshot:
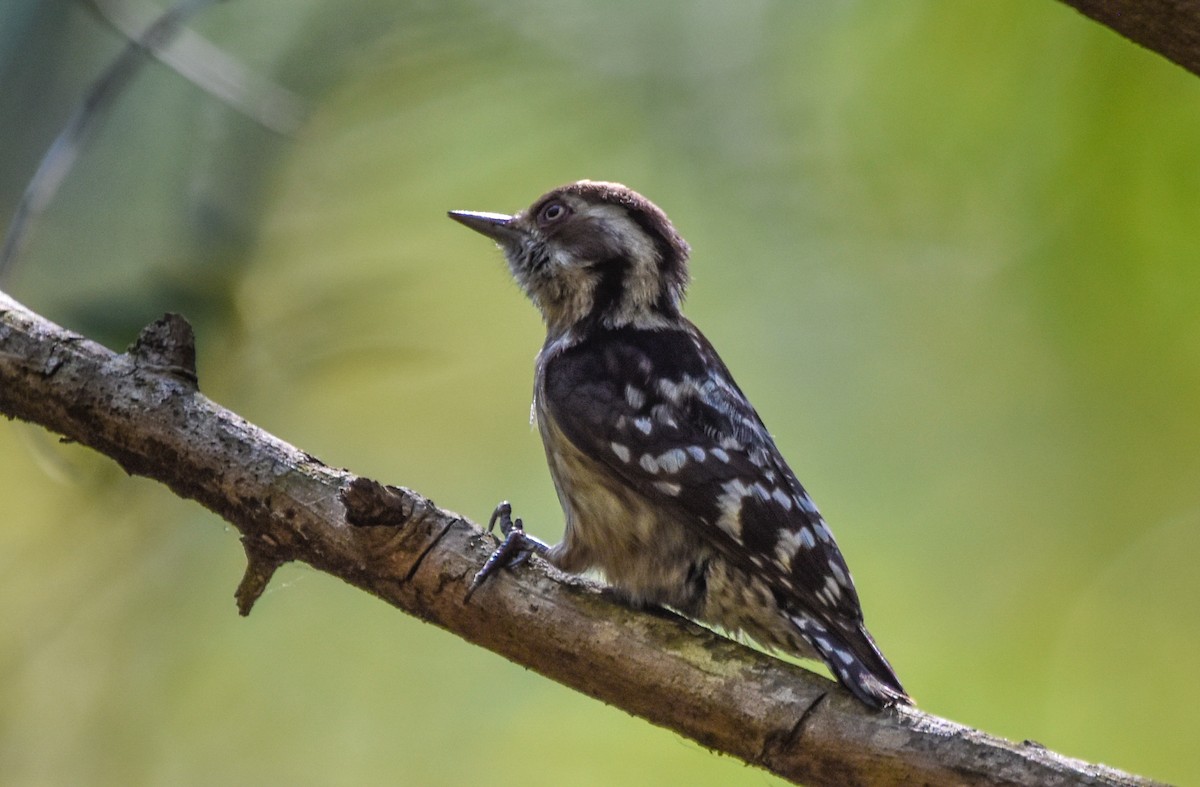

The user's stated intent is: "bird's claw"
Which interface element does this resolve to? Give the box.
[486,501,518,537]
[465,501,548,600]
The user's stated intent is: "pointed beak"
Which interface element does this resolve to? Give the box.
[447,210,523,245]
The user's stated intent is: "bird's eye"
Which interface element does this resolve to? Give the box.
[537,201,570,225]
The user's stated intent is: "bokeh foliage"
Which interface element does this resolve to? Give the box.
[2,1,1197,784]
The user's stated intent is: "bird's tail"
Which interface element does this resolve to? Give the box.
[793,614,911,709]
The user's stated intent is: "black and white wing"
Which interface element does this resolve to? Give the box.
[543,322,909,707]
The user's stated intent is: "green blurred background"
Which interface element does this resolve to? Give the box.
[2,1,1198,784]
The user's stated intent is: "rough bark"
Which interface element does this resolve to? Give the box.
[1057,0,1200,77]
[0,291,1164,787]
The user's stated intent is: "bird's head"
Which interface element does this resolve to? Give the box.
[449,181,691,335]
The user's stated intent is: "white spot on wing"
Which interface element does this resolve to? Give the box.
[610,442,631,463]
[722,479,750,497]
[653,480,682,496]
[772,488,794,511]
[625,384,646,410]
[657,448,688,473]
[687,445,706,462]
[828,559,850,588]
[716,479,750,539]
[775,528,807,564]
[639,453,660,473]
[633,417,653,435]
[711,447,730,463]
[652,405,678,429]
[656,378,681,403]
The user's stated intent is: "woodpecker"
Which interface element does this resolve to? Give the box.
[449,181,910,709]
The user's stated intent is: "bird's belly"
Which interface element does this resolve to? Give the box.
[541,431,706,613]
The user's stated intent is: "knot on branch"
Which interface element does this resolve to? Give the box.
[340,475,462,581]
[127,312,198,387]
[341,475,418,527]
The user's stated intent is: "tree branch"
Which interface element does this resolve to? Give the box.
[0,292,1162,787]
[1056,0,1200,78]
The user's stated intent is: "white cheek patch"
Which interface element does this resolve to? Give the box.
[584,204,659,269]
[580,203,664,324]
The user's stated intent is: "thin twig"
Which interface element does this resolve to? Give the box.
[0,0,220,282]
[89,0,308,134]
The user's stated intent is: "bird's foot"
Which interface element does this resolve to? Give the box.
[465,501,548,600]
